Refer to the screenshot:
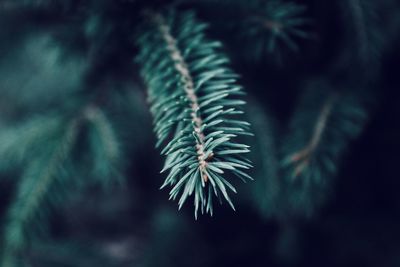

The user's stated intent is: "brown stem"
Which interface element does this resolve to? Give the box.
[148,12,209,182]
[289,93,337,177]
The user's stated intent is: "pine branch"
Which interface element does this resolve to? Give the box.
[0,115,61,173]
[1,114,81,267]
[239,0,311,54]
[281,81,369,217]
[190,0,311,61]
[136,9,253,218]
[286,94,336,178]
[0,105,123,266]
[84,105,123,187]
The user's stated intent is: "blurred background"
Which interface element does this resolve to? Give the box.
[1,0,400,266]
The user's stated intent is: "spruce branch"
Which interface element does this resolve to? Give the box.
[1,114,81,267]
[84,105,123,186]
[150,11,209,183]
[136,9,253,218]
[0,105,123,266]
[241,0,311,57]
[286,94,336,178]
[244,0,310,46]
[203,0,311,60]
[281,81,369,217]
[0,115,61,173]
[172,0,310,61]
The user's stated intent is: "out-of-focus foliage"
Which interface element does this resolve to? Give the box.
[280,81,369,217]
[231,0,311,60]
[0,107,124,267]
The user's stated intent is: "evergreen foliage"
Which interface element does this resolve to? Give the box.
[0,0,399,266]
[0,107,122,267]
[136,10,253,218]
[280,81,369,217]
[230,0,311,59]
[182,0,310,62]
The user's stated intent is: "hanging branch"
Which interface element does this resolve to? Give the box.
[241,0,310,53]
[286,94,336,178]
[281,81,368,217]
[0,104,123,267]
[1,114,81,267]
[84,105,123,186]
[205,0,311,60]
[136,9,253,218]
[172,0,310,61]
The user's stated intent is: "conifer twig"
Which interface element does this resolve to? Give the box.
[149,12,210,183]
[288,94,336,177]
[137,10,252,217]
[1,115,82,267]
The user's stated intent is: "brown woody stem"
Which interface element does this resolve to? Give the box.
[149,12,209,182]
